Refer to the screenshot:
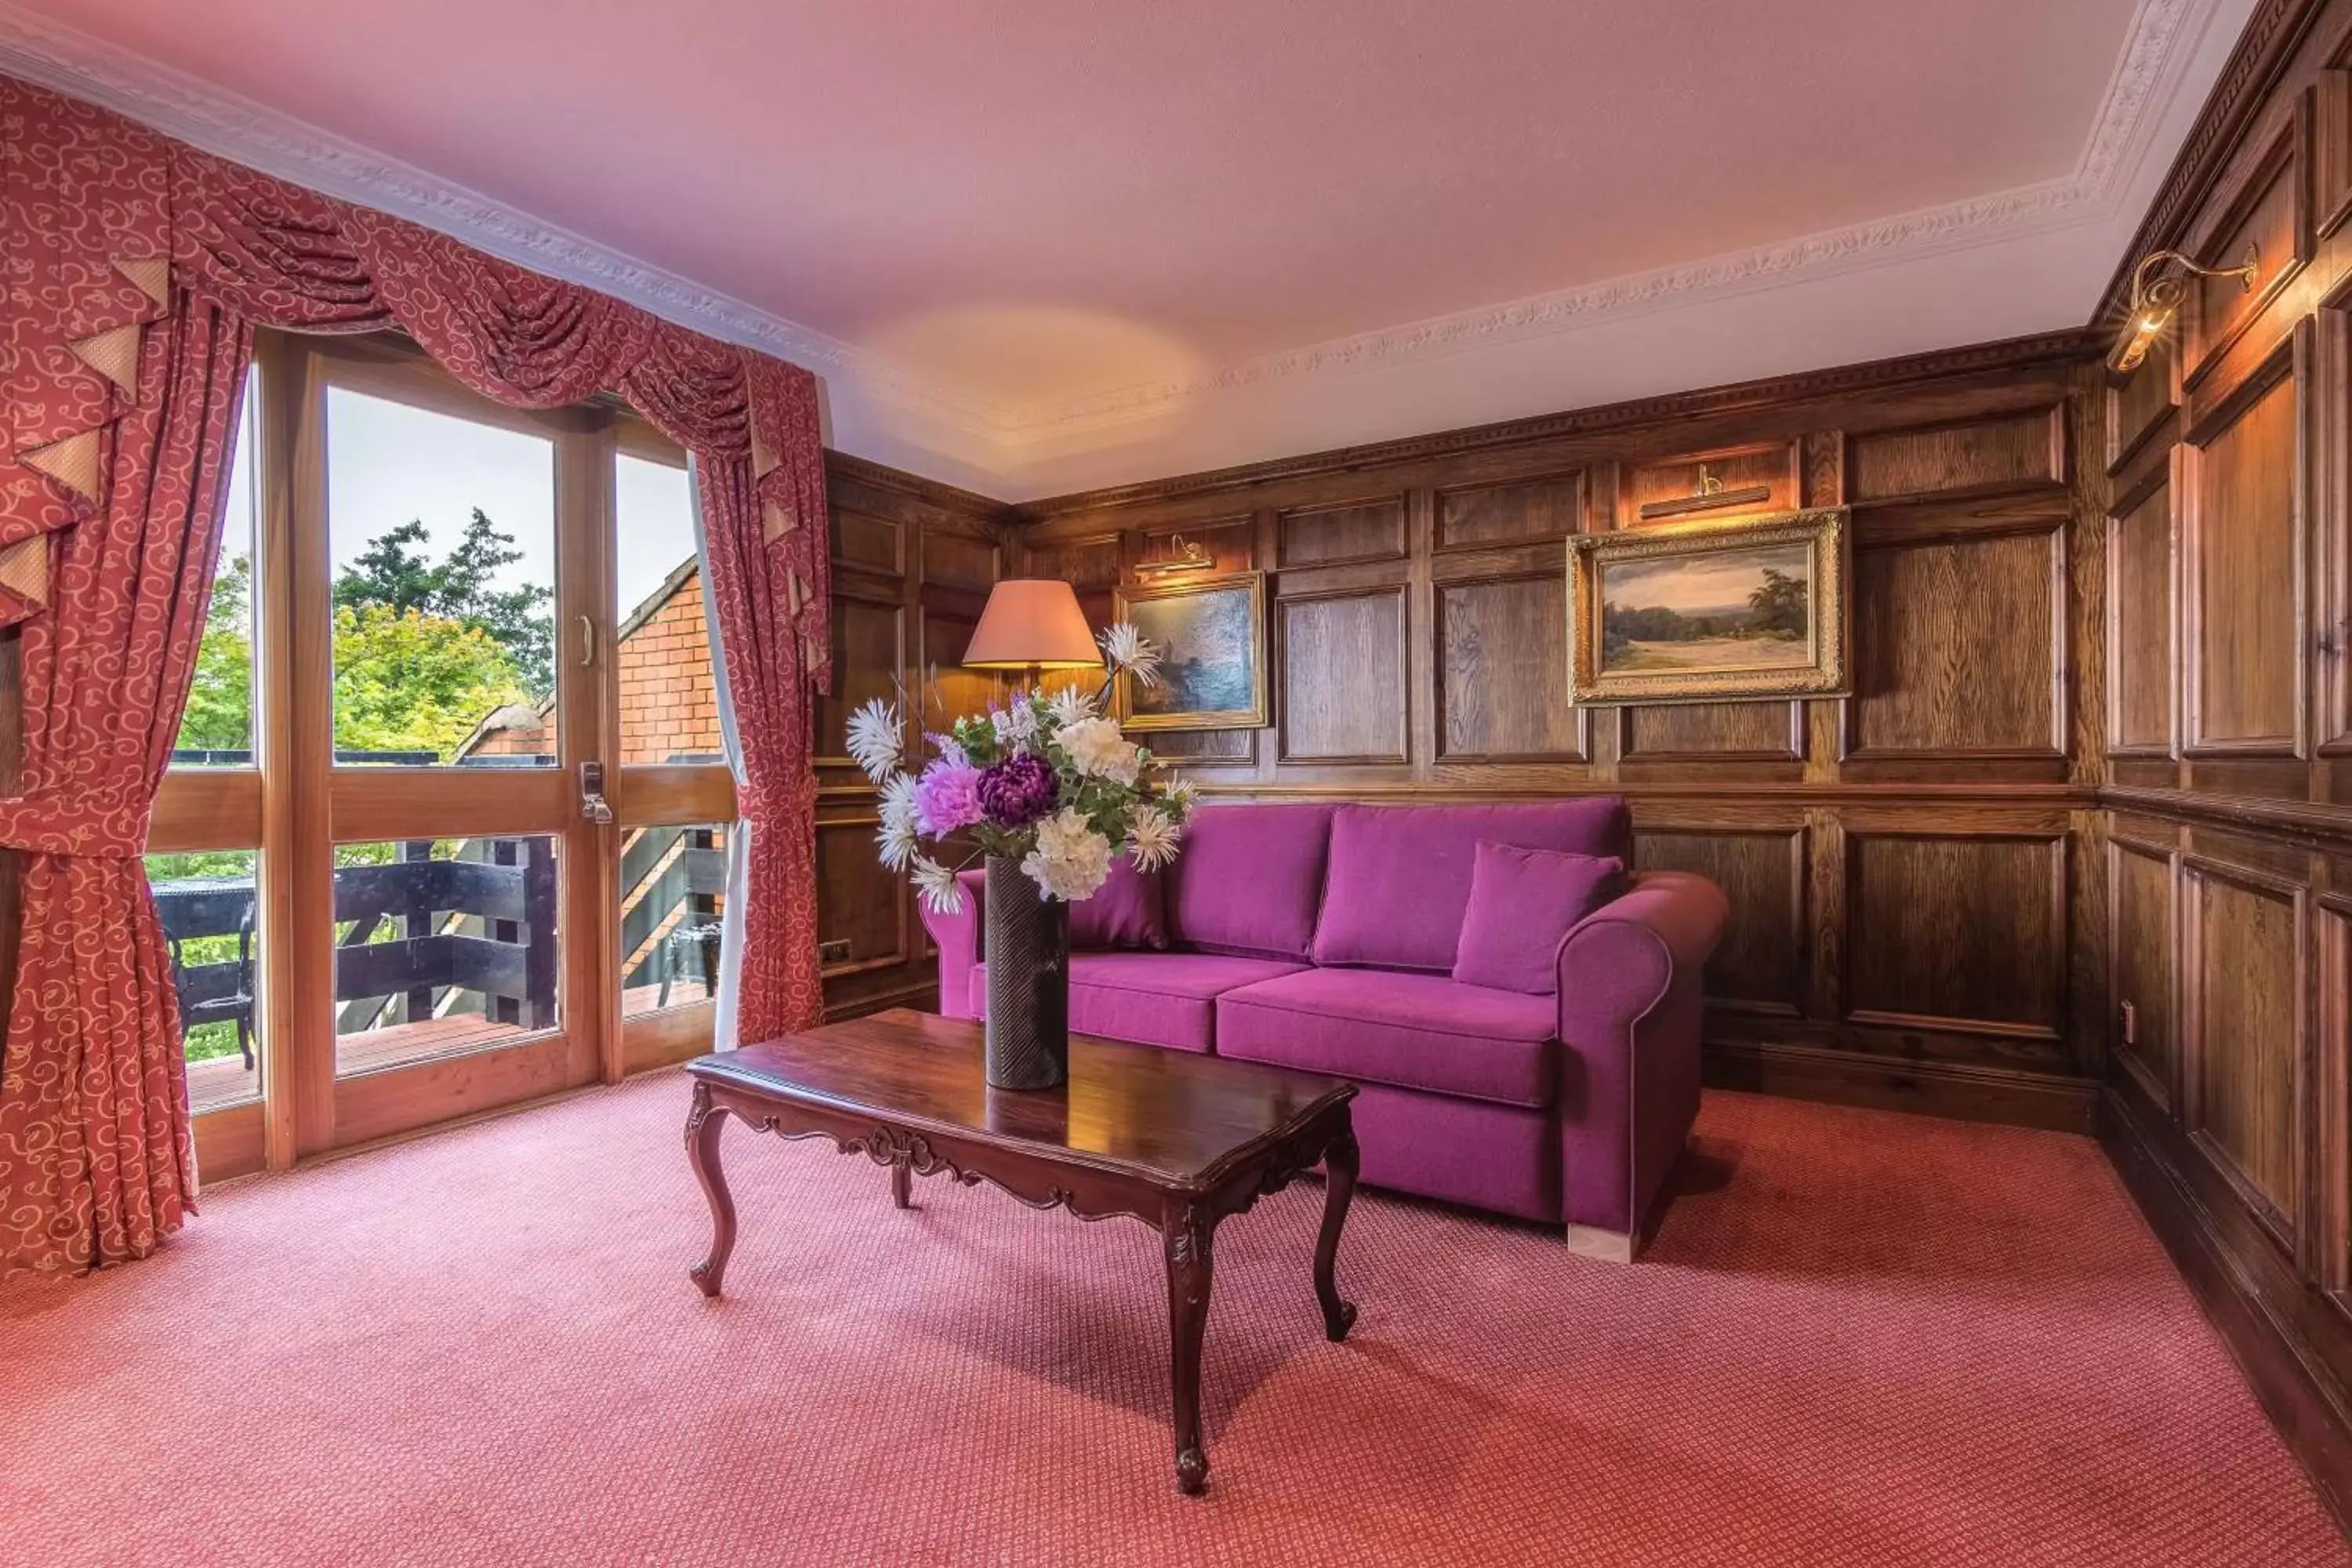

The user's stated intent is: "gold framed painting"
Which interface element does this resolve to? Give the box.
[1112,572,1269,731]
[1567,508,1850,706]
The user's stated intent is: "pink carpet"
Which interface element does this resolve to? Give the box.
[2,1073,2343,1566]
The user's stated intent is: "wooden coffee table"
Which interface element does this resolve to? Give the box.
[681,1007,1361,1495]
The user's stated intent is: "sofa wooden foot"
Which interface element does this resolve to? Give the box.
[1564,1223,1639,1263]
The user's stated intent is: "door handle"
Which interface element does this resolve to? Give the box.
[578,760,614,826]
[576,613,595,669]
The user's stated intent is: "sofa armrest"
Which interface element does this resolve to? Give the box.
[1552,870,1730,1240]
[918,869,990,1020]
[1555,871,1730,1035]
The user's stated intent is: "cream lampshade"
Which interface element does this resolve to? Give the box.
[961,579,1103,671]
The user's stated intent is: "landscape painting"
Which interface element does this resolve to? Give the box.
[1599,543,1813,674]
[1115,572,1268,730]
[1569,508,1850,704]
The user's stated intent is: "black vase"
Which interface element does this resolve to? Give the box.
[983,855,1069,1090]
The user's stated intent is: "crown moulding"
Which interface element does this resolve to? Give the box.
[0,0,2220,472]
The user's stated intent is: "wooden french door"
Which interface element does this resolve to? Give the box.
[256,334,608,1160]
[151,328,731,1180]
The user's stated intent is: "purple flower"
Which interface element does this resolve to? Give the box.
[978,752,1057,829]
[913,760,986,836]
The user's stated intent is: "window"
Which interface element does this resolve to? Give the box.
[614,452,722,765]
[331,836,562,1076]
[172,374,260,764]
[146,850,261,1112]
[326,388,559,768]
[619,821,728,1017]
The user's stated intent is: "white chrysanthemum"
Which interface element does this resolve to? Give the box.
[845,698,903,783]
[1160,776,1197,817]
[1099,622,1163,689]
[912,854,965,914]
[1126,804,1181,873]
[1059,716,1140,785]
[1047,684,1097,728]
[875,773,920,869]
[1021,807,1112,902]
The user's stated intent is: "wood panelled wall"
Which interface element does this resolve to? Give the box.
[2088,0,2352,1524]
[815,453,1011,1021]
[1010,334,2110,1133]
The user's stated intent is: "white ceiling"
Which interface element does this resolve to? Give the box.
[0,0,2253,499]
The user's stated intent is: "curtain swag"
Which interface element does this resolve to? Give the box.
[0,78,831,1273]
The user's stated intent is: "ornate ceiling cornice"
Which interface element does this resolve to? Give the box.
[0,0,2226,477]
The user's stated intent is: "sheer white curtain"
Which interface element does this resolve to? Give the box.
[691,459,750,1053]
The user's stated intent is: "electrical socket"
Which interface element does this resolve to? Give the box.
[818,939,852,964]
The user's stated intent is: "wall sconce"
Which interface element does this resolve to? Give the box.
[1131,535,1214,580]
[2107,244,2260,376]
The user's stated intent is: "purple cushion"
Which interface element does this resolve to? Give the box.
[1215,967,1559,1108]
[1452,842,1624,995]
[1310,800,1632,972]
[970,952,1305,1053]
[1163,804,1334,960]
[1068,857,1167,950]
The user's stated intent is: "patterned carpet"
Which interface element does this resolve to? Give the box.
[2,1073,2343,1566]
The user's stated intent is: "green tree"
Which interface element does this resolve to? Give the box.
[332,602,532,760]
[1746,568,1808,638]
[333,509,554,697]
[180,553,254,752]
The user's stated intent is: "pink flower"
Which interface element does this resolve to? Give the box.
[913,760,986,837]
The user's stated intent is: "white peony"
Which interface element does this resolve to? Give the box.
[1126,804,1181,872]
[1021,807,1112,902]
[845,698,902,783]
[1058,716,1141,785]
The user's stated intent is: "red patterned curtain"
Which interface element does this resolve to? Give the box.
[0,78,831,1274]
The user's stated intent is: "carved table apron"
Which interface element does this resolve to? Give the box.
[680,1018,1360,1497]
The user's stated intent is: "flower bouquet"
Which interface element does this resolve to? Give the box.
[845,623,1195,1087]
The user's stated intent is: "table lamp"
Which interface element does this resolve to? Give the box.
[962,579,1103,681]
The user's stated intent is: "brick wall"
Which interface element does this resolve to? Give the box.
[615,567,721,764]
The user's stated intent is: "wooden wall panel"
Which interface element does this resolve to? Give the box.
[1278,497,1407,568]
[1437,474,1583,551]
[1846,529,2063,759]
[2187,359,2302,755]
[2108,837,2178,1106]
[1435,574,1581,760]
[1621,702,1802,763]
[818,456,1010,1021]
[1846,407,2063,502]
[2108,475,2176,754]
[1633,829,1806,1014]
[1845,833,2067,1040]
[1279,589,1409,762]
[2083,1,2352,1526]
[2186,862,2303,1232]
[1009,332,2103,1118]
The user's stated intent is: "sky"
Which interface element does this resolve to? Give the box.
[211,380,702,624]
[1602,543,1809,615]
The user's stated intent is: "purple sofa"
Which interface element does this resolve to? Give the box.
[920,800,1728,1258]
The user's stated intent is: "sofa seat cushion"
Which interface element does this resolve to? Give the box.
[968,952,1306,1054]
[1215,967,1559,1108]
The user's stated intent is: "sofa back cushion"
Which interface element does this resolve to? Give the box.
[1069,856,1167,950]
[1311,798,1632,972]
[1165,804,1334,960]
[1452,842,1626,994]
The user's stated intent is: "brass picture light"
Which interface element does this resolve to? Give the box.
[2107,244,2260,376]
